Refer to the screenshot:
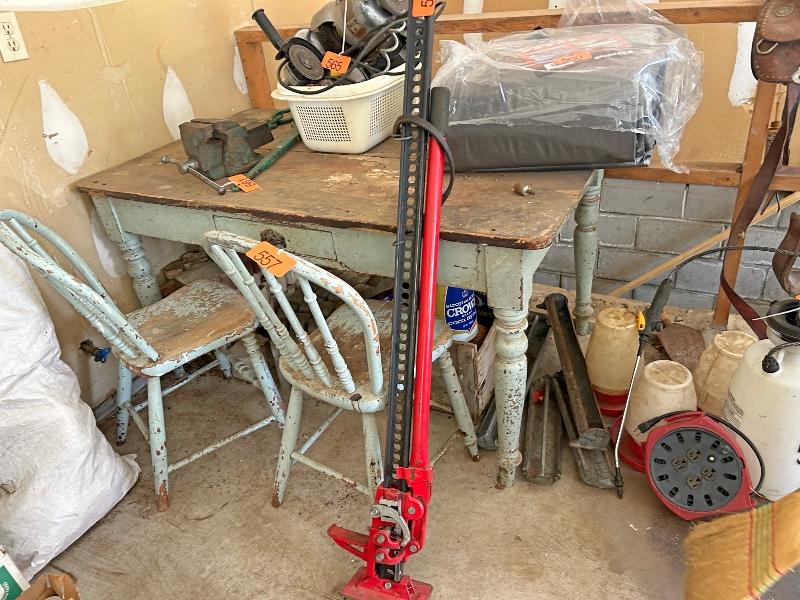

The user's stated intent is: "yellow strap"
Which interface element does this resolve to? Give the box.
[751,503,781,596]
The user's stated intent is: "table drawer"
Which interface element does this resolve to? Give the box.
[213,216,337,261]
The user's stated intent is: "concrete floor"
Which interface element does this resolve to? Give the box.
[35,292,799,599]
[50,367,698,600]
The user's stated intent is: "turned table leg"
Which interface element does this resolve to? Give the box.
[573,169,603,336]
[493,307,529,488]
[118,231,162,306]
[92,195,162,306]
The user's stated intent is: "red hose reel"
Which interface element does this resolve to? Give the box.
[642,412,755,520]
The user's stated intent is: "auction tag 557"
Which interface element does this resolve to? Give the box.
[245,241,297,277]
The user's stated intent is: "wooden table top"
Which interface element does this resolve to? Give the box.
[76,110,591,250]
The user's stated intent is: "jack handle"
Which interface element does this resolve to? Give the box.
[160,155,235,195]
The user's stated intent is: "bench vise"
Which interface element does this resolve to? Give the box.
[178,118,275,180]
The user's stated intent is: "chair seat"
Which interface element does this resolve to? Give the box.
[279,299,453,412]
[119,279,256,373]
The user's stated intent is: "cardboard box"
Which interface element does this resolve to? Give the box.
[0,548,29,600]
[434,323,496,421]
[18,575,79,600]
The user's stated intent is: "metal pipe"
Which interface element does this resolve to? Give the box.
[408,90,448,471]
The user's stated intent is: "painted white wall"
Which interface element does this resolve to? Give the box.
[39,80,88,175]
[0,0,122,9]
[89,209,127,278]
[162,66,195,140]
[233,44,248,95]
[728,22,758,106]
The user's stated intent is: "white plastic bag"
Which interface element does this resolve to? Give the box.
[0,245,140,578]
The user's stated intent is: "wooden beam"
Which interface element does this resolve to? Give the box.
[774,167,800,192]
[606,162,742,187]
[605,162,800,189]
[434,0,760,33]
[234,31,274,110]
[233,0,762,43]
[608,191,800,298]
[712,81,778,327]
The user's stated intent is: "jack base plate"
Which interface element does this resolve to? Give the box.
[341,568,433,600]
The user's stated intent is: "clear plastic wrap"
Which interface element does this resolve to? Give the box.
[432,0,703,172]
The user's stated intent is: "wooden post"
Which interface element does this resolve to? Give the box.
[235,32,274,110]
[711,81,777,327]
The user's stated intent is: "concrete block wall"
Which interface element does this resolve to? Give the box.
[536,179,795,311]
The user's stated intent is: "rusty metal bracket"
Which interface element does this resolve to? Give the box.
[550,374,614,490]
[545,293,609,451]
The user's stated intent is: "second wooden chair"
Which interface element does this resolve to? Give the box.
[204,230,479,506]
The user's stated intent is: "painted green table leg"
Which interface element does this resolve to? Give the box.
[486,246,545,488]
[573,169,603,336]
[92,194,163,307]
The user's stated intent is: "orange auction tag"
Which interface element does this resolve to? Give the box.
[321,51,351,76]
[553,50,593,66]
[228,174,261,193]
[412,0,436,17]
[245,241,297,277]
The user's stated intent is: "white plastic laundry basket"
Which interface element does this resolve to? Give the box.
[272,69,405,154]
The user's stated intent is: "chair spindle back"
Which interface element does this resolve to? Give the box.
[204,230,383,395]
[0,210,158,362]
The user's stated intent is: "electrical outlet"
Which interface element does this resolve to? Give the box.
[0,13,29,63]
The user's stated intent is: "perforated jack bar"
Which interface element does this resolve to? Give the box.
[384,6,436,490]
[327,3,446,598]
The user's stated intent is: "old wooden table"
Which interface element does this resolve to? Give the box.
[77,110,603,488]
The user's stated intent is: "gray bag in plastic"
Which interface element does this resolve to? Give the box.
[433,0,703,173]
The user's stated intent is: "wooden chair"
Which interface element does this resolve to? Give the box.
[204,230,479,506]
[0,210,285,511]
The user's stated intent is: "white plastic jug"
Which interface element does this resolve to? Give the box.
[625,360,697,443]
[693,330,757,416]
[585,307,639,416]
[724,336,800,501]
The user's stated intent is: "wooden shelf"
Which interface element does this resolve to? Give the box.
[233,0,762,43]
[606,162,742,187]
[607,163,800,191]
